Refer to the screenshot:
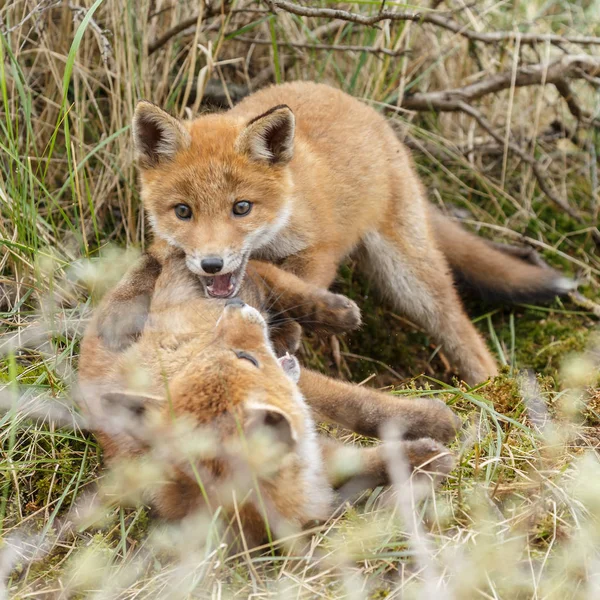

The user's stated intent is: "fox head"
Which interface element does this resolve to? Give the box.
[132,101,296,299]
[100,299,331,530]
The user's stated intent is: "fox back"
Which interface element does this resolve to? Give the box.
[131,81,575,385]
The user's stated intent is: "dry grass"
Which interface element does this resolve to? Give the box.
[1,0,600,597]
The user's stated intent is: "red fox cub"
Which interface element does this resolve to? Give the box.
[132,82,575,384]
[79,254,457,546]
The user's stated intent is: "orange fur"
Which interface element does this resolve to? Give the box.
[134,82,575,385]
[79,254,458,547]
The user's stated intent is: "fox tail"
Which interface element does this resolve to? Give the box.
[429,208,577,304]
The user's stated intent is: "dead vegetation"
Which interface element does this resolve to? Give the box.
[1,0,600,597]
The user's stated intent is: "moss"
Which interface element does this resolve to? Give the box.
[495,307,591,377]
[127,506,151,541]
[370,589,391,598]
[482,370,524,417]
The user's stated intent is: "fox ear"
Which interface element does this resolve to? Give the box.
[236,105,295,165]
[245,402,297,450]
[132,101,191,168]
[278,353,301,383]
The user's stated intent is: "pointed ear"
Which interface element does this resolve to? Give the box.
[132,101,191,168]
[235,105,295,165]
[245,402,297,450]
[278,353,300,383]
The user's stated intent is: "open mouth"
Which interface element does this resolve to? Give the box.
[204,257,249,299]
[206,271,239,298]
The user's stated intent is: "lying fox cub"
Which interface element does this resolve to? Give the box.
[79,254,459,547]
[132,81,575,385]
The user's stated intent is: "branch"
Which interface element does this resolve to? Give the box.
[553,80,600,127]
[233,36,410,57]
[388,55,600,240]
[400,55,600,112]
[148,14,207,55]
[268,0,600,47]
[147,7,269,55]
[455,101,600,245]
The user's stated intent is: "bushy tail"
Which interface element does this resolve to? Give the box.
[429,208,577,304]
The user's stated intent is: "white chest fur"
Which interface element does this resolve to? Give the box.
[252,202,309,261]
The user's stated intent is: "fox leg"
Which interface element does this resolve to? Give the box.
[95,253,163,351]
[319,437,454,495]
[246,260,361,335]
[275,244,342,288]
[299,369,460,443]
[359,225,498,385]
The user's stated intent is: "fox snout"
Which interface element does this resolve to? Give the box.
[225,297,245,308]
[217,299,267,332]
[186,250,246,275]
[186,250,250,299]
[200,256,224,274]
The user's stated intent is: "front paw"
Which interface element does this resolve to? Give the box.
[312,292,362,334]
[401,438,455,478]
[271,320,302,356]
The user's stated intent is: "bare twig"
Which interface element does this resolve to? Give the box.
[455,101,600,245]
[147,7,270,55]
[249,19,345,89]
[148,14,204,55]
[554,79,598,124]
[268,0,600,47]
[577,68,600,87]
[234,36,410,57]
[380,55,600,242]
[568,291,600,318]
[1,0,62,34]
[68,4,113,66]
[399,55,600,113]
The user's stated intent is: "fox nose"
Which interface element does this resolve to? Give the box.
[201,257,224,274]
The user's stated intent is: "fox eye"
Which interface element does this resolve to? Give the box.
[174,203,192,220]
[232,200,252,217]
[234,350,259,367]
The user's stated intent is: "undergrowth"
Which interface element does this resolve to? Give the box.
[1,0,600,598]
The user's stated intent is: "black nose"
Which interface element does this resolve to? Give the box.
[201,257,224,274]
[225,298,245,308]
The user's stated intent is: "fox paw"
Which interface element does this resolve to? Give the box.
[402,438,455,478]
[312,292,361,334]
[271,321,302,356]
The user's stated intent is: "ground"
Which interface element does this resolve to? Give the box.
[1,1,600,598]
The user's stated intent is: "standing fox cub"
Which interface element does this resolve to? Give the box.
[133,82,575,384]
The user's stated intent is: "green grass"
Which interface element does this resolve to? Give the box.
[1,0,600,597]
